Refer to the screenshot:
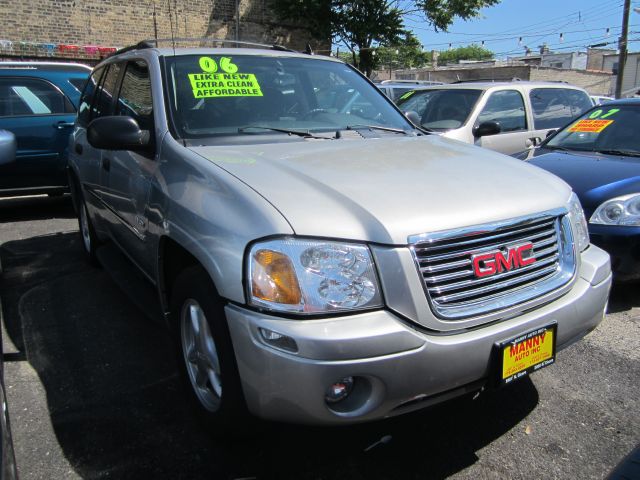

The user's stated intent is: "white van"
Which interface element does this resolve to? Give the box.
[397,81,593,155]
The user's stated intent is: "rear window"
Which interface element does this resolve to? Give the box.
[0,77,75,116]
[529,88,592,130]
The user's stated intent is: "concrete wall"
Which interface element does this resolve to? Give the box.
[0,0,324,62]
[382,65,613,95]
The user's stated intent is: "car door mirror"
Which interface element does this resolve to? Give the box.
[0,130,16,166]
[404,110,421,125]
[87,116,151,152]
[473,121,501,138]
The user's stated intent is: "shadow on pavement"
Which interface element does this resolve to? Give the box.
[0,232,540,480]
[607,281,640,314]
[0,195,75,223]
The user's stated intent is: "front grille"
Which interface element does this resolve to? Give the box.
[411,210,576,320]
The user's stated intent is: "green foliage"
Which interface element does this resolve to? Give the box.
[376,33,430,70]
[272,0,500,76]
[437,44,494,64]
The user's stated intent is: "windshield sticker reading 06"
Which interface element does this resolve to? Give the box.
[188,56,263,98]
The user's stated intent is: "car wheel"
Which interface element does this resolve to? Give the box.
[78,199,100,265]
[171,266,248,430]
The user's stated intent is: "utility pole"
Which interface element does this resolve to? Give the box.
[615,0,631,98]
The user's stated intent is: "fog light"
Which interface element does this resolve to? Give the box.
[259,328,298,353]
[325,376,354,404]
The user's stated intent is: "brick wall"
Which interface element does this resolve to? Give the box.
[529,67,613,96]
[0,0,325,62]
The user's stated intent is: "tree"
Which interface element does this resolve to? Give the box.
[272,0,500,76]
[437,44,494,64]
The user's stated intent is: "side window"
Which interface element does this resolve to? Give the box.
[91,63,122,120]
[78,67,104,126]
[0,78,74,117]
[530,88,590,130]
[116,60,153,130]
[475,90,527,132]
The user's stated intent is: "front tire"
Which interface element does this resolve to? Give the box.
[170,266,248,429]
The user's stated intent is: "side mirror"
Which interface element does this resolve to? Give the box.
[473,121,501,138]
[0,130,16,166]
[87,116,151,151]
[404,110,421,125]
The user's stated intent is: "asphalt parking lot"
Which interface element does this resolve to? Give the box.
[0,195,638,480]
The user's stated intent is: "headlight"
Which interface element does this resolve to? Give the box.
[568,192,590,252]
[247,238,383,314]
[590,193,640,226]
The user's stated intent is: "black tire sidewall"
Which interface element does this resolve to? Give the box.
[170,266,248,430]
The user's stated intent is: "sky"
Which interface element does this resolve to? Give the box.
[403,0,637,60]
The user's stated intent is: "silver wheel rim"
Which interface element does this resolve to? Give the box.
[180,299,222,412]
[80,204,91,253]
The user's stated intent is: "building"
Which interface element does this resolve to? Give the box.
[0,0,323,64]
[602,52,640,97]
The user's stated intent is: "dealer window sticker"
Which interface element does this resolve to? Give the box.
[568,107,620,133]
[188,56,263,98]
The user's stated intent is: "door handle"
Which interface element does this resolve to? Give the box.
[75,143,83,155]
[54,121,75,129]
[102,157,111,172]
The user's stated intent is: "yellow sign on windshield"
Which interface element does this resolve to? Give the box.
[189,56,263,98]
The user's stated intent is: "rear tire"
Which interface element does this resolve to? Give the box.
[170,266,249,431]
[77,197,100,266]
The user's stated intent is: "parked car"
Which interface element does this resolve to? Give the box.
[377,79,443,102]
[516,98,640,282]
[0,62,91,197]
[0,129,21,480]
[396,81,593,155]
[69,41,610,427]
[591,95,614,106]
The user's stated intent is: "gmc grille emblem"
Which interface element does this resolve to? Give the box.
[471,242,536,278]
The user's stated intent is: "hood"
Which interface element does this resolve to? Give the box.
[528,149,640,213]
[190,135,571,245]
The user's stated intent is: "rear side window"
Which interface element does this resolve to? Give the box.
[530,88,592,129]
[116,60,153,130]
[0,78,74,117]
[78,67,104,126]
[476,90,527,132]
[91,63,122,121]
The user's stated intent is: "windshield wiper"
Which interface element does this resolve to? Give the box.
[345,124,413,135]
[238,125,331,139]
[592,148,640,157]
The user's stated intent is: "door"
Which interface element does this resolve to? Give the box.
[102,59,156,277]
[474,89,531,155]
[527,88,593,143]
[0,77,77,191]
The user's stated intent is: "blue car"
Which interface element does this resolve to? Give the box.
[518,98,640,282]
[0,62,91,197]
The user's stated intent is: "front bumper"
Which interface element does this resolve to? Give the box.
[226,245,611,425]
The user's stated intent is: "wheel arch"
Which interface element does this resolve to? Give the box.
[157,235,234,323]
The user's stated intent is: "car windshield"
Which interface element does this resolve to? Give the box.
[396,89,482,131]
[545,104,640,156]
[163,54,413,141]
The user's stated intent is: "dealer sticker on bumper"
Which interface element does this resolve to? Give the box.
[499,324,557,385]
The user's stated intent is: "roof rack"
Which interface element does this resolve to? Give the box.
[452,77,524,84]
[115,38,297,55]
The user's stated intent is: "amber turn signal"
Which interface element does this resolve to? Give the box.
[251,249,302,305]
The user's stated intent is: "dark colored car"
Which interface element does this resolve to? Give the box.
[518,98,640,282]
[0,62,91,197]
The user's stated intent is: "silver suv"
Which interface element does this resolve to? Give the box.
[68,41,611,426]
[396,81,593,155]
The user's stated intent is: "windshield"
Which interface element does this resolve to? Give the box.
[397,89,482,131]
[164,54,413,140]
[545,104,640,155]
